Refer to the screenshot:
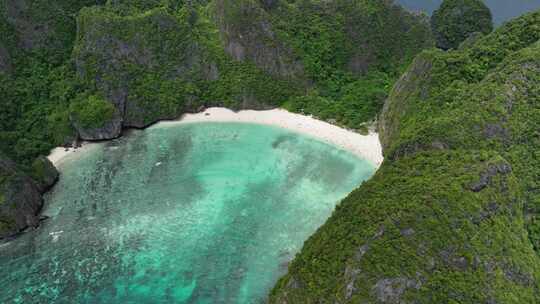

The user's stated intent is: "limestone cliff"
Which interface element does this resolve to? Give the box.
[74,5,208,133]
[271,10,540,303]
[71,0,434,140]
[0,0,106,64]
[0,155,58,239]
[214,0,304,79]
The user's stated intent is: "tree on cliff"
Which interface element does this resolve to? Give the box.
[431,0,493,50]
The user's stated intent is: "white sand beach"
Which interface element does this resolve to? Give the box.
[48,107,384,167]
[47,143,97,167]
[158,107,384,167]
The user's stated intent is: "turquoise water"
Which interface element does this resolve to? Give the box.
[0,122,375,303]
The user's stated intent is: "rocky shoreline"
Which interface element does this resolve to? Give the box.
[0,156,58,240]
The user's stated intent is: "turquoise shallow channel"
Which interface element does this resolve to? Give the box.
[0,122,376,303]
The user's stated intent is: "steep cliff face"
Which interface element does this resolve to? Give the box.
[380,9,540,250]
[338,0,434,75]
[0,155,57,239]
[74,5,208,134]
[380,12,540,160]
[1,0,433,151]
[71,116,123,141]
[0,0,111,160]
[214,0,304,79]
[72,1,301,140]
[30,156,59,193]
[271,10,540,303]
[0,0,106,63]
[67,94,122,140]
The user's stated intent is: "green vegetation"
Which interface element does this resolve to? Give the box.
[3,1,539,301]
[0,0,102,168]
[271,0,433,129]
[0,61,80,168]
[75,2,302,126]
[0,217,15,234]
[271,10,540,303]
[273,151,540,303]
[0,0,431,240]
[0,153,48,238]
[282,73,392,127]
[431,0,494,50]
[69,94,116,129]
[30,158,48,184]
[1,0,432,167]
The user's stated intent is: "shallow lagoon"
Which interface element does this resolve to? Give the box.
[0,123,376,303]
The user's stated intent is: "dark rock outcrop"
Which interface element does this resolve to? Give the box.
[30,156,59,193]
[469,162,512,192]
[0,155,50,239]
[0,43,11,73]
[71,115,123,141]
[372,277,422,303]
[73,2,294,140]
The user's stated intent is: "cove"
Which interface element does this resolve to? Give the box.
[0,122,376,303]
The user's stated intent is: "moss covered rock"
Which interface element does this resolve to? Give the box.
[69,94,122,140]
[431,0,493,50]
[272,151,540,303]
[214,0,305,79]
[0,0,106,64]
[30,156,59,193]
[0,154,45,239]
[381,9,540,249]
[74,5,206,129]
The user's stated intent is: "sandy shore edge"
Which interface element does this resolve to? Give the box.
[48,107,384,167]
[157,107,384,167]
[47,142,98,167]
